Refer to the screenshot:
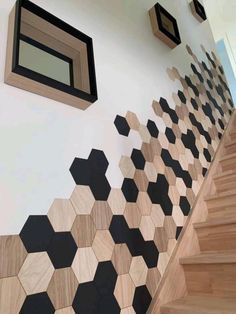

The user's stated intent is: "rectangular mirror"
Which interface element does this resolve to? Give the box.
[19,36,73,86]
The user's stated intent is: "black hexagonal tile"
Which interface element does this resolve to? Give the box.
[47,232,77,269]
[126,228,145,257]
[179,196,191,216]
[114,115,130,136]
[190,98,198,110]
[147,120,159,138]
[20,293,54,314]
[203,148,211,163]
[165,127,176,144]
[178,90,186,104]
[122,178,139,202]
[89,173,111,201]
[147,174,173,216]
[98,295,120,314]
[88,149,109,174]
[133,286,152,314]
[109,216,130,244]
[181,129,199,158]
[70,158,91,185]
[142,241,159,268]
[176,226,183,240]
[94,261,118,297]
[73,282,100,314]
[131,149,146,170]
[20,216,54,253]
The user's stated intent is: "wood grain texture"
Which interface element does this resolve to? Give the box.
[125,111,140,130]
[92,230,115,261]
[47,199,76,232]
[111,244,132,275]
[0,235,27,278]
[70,186,95,215]
[18,252,54,295]
[0,277,26,314]
[148,110,236,314]
[108,188,126,215]
[120,307,136,314]
[71,215,96,248]
[114,274,135,308]
[91,201,113,230]
[161,295,236,314]
[72,247,98,283]
[129,256,148,287]
[137,192,152,215]
[139,216,155,241]
[47,268,78,309]
[146,268,161,298]
[124,203,142,229]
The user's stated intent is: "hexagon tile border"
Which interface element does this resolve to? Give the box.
[0,45,234,314]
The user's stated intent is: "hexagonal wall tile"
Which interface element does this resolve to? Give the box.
[72,247,98,283]
[114,274,135,308]
[18,252,54,295]
[70,186,95,215]
[71,215,96,248]
[108,188,126,215]
[111,244,132,275]
[47,268,78,310]
[91,201,113,230]
[0,235,27,278]
[92,230,115,262]
[129,256,148,287]
[47,199,76,232]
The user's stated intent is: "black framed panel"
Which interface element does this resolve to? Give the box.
[12,0,98,104]
[154,3,181,46]
[193,0,207,21]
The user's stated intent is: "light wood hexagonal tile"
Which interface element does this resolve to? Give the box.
[172,205,184,226]
[108,188,126,215]
[134,170,149,192]
[126,111,140,130]
[129,256,148,287]
[0,235,27,279]
[48,199,76,232]
[71,215,96,248]
[111,244,132,275]
[124,203,142,229]
[120,307,136,314]
[164,216,177,239]
[0,277,26,314]
[150,205,165,227]
[137,192,152,216]
[91,201,112,230]
[157,252,170,276]
[47,268,78,310]
[92,230,115,261]
[139,216,155,241]
[114,274,135,308]
[144,162,157,182]
[72,247,98,283]
[154,227,169,252]
[18,252,54,295]
[119,156,135,179]
[70,186,95,215]
[55,307,75,314]
[138,124,151,143]
[146,268,161,297]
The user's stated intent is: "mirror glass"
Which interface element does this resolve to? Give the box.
[19,38,72,86]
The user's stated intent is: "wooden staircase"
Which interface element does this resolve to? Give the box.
[160,120,236,313]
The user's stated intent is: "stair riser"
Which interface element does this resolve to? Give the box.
[161,307,210,314]
[206,194,236,210]
[183,263,236,298]
[208,207,236,220]
[214,177,236,193]
[196,225,236,252]
[225,143,236,154]
[220,157,236,172]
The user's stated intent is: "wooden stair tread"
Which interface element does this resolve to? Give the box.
[161,295,236,314]
[220,152,236,161]
[213,169,236,180]
[180,251,236,265]
[225,139,236,147]
[194,217,236,229]
[205,189,236,201]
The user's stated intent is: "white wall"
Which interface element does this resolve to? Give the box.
[0,0,216,235]
[203,0,236,78]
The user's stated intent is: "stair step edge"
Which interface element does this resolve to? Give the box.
[180,251,236,265]
[194,218,236,229]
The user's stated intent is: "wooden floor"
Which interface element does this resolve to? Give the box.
[160,114,236,313]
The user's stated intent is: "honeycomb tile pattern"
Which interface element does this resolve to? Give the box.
[0,46,233,313]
